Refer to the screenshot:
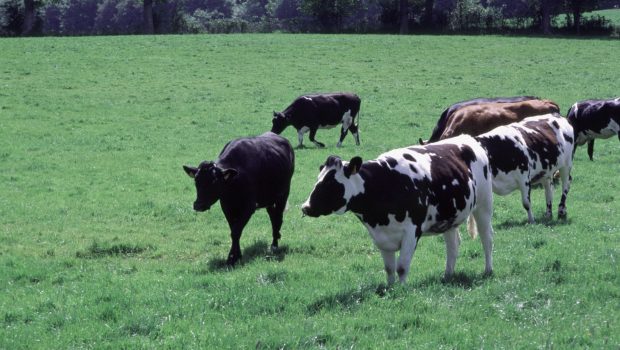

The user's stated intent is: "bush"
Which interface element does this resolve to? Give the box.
[448,0,504,32]
[0,0,23,36]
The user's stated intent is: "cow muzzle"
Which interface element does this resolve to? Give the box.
[301,203,318,217]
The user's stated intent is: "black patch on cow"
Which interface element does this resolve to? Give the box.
[409,164,417,173]
[385,157,398,168]
[483,165,488,179]
[476,135,529,177]
[520,120,561,171]
[563,133,574,145]
[403,153,415,162]
[551,120,559,129]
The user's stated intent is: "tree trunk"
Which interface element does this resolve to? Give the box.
[423,0,433,27]
[143,0,154,34]
[22,0,36,36]
[573,7,581,34]
[399,0,408,34]
[540,0,552,35]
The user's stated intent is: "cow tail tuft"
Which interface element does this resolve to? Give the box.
[467,214,478,239]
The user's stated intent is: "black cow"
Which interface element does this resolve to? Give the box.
[271,93,361,148]
[566,98,620,161]
[183,132,295,266]
[422,96,538,144]
[301,135,494,284]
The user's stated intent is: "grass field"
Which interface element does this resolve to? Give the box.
[1,34,619,348]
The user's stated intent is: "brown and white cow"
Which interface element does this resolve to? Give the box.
[301,135,494,285]
[423,99,560,143]
[475,114,575,224]
[566,97,620,161]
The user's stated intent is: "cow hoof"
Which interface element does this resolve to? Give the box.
[336,142,342,148]
[270,244,278,253]
[558,212,567,220]
[316,143,325,148]
[226,254,240,266]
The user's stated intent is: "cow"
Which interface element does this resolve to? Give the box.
[421,99,560,144]
[566,98,620,161]
[475,113,575,224]
[183,132,295,266]
[271,93,361,148]
[423,96,539,144]
[301,135,495,285]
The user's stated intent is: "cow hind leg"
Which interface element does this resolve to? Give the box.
[337,110,353,148]
[266,198,287,251]
[443,227,461,279]
[472,201,494,276]
[349,123,360,146]
[309,128,325,148]
[543,178,554,218]
[521,181,535,224]
[296,129,305,148]
[380,250,397,285]
[557,168,572,219]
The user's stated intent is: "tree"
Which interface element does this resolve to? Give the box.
[301,0,361,31]
[144,0,154,33]
[540,0,553,34]
[423,0,433,26]
[399,0,407,33]
[22,0,36,35]
[565,0,600,34]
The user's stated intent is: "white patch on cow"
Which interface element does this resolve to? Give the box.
[451,179,459,186]
[299,126,310,134]
[341,110,353,130]
[579,118,620,144]
[302,96,312,102]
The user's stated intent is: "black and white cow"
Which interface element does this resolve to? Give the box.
[301,135,494,284]
[423,96,539,144]
[183,132,295,266]
[271,93,361,148]
[475,113,575,224]
[566,98,620,161]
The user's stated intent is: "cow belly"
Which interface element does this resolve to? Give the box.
[363,215,411,252]
[491,171,523,196]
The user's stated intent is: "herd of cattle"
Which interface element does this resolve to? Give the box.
[183,94,619,284]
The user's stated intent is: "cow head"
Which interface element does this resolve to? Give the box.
[301,155,363,217]
[271,112,289,134]
[183,161,238,212]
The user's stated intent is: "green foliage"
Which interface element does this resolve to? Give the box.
[300,0,363,31]
[0,34,619,348]
[448,0,505,32]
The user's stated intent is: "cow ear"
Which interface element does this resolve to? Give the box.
[273,111,278,117]
[183,165,198,178]
[222,168,238,181]
[345,156,363,176]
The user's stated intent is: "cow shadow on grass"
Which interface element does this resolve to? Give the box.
[206,241,289,272]
[496,216,571,230]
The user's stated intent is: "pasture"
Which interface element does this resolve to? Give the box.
[1,34,619,348]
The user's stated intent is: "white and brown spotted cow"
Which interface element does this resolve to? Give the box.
[301,135,494,284]
[475,113,575,224]
[566,97,620,161]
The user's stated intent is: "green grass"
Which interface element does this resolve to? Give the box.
[1,34,619,348]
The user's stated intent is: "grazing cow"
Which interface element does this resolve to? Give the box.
[423,99,560,144]
[566,98,620,161]
[301,135,494,284]
[271,93,361,148]
[475,113,575,224]
[424,96,538,144]
[183,132,295,266]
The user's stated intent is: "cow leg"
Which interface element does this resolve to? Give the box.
[224,207,254,266]
[266,199,287,252]
[521,181,535,224]
[587,140,594,161]
[296,129,305,148]
[472,198,494,276]
[396,229,420,283]
[443,227,461,279]
[337,110,354,148]
[336,126,349,148]
[380,250,397,285]
[543,178,554,219]
[349,123,360,146]
[558,169,572,219]
[309,128,325,148]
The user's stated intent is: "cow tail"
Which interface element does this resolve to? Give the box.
[467,214,478,239]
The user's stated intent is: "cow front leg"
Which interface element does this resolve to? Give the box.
[543,178,554,219]
[396,229,419,283]
[266,200,286,252]
[380,250,396,285]
[558,169,572,219]
[296,129,305,148]
[336,126,349,148]
[587,140,594,161]
[224,209,253,266]
[443,228,461,279]
[308,128,325,148]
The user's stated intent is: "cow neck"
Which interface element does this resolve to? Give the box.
[344,166,370,215]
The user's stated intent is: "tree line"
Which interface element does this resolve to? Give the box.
[1,0,618,36]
